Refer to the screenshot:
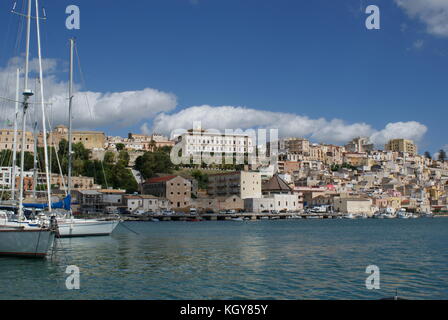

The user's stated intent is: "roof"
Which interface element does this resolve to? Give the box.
[262,174,292,192]
[145,175,178,184]
[99,189,126,194]
[124,195,161,200]
[78,190,102,195]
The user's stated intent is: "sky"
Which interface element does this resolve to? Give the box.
[0,0,447,154]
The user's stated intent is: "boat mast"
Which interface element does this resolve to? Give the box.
[32,117,38,199]
[68,38,74,198]
[11,68,20,202]
[35,0,52,211]
[18,0,33,221]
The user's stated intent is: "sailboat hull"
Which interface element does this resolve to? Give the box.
[57,220,119,238]
[0,229,55,258]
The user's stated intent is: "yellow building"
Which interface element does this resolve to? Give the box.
[0,129,35,152]
[39,125,106,150]
[343,152,369,167]
[385,139,417,155]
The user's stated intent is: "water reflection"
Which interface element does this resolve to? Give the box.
[0,219,447,299]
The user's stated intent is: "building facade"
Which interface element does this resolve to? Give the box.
[207,171,262,199]
[175,129,254,157]
[0,129,34,152]
[124,195,170,213]
[40,125,106,150]
[143,175,192,209]
[385,139,417,155]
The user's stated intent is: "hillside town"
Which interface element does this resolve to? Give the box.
[0,125,447,217]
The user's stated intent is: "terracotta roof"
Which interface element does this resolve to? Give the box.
[145,175,178,184]
[262,174,292,192]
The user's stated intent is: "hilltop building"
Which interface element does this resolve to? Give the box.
[385,139,417,155]
[39,125,106,150]
[0,129,34,152]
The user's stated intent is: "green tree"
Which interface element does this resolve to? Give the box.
[23,151,34,171]
[116,143,125,151]
[117,150,130,167]
[0,150,13,167]
[103,151,116,166]
[109,163,138,193]
[191,170,209,189]
[134,151,173,179]
[424,151,432,160]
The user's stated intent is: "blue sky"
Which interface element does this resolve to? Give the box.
[0,0,447,154]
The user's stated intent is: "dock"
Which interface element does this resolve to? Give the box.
[123,213,343,221]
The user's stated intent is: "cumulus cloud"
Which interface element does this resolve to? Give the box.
[0,57,177,130]
[0,57,428,148]
[145,105,427,147]
[395,0,448,37]
[370,121,428,146]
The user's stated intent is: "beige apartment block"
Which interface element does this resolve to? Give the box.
[385,139,417,155]
[0,129,34,152]
[208,171,261,199]
[143,175,192,209]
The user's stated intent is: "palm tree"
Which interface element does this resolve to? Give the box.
[424,151,432,159]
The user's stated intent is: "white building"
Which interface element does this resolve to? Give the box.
[0,166,34,190]
[175,129,254,157]
[124,195,171,213]
[244,194,301,213]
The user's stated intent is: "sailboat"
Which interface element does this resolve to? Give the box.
[0,0,56,258]
[45,38,120,238]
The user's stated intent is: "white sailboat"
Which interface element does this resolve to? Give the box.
[50,38,120,238]
[0,0,56,258]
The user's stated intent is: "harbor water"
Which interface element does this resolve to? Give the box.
[1,218,447,299]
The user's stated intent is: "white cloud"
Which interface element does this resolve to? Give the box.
[147,105,427,147]
[395,0,448,37]
[0,57,429,149]
[0,57,177,130]
[370,121,428,146]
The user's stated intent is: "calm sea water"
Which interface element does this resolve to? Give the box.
[1,218,447,300]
